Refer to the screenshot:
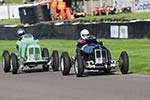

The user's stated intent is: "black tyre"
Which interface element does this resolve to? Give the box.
[119,51,129,74]
[2,50,10,72]
[42,48,49,71]
[60,52,71,75]
[74,54,84,77]
[104,68,111,73]
[51,50,59,71]
[10,53,19,74]
[76,47,80,54]
[104,49,111,73]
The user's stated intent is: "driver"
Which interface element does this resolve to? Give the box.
[17,28,26,41]
[77,29,89,48]
[16,28,26,50]
[76,29,90,54]
[76,29,103,53]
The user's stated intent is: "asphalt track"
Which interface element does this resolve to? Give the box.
[0,64,150,100]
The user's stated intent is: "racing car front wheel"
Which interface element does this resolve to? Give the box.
[2,50,10,72]
[104,49,112,73]
[60,52,71,75]
[10,53,19,74]
[74,54,84,77]
[42,48,49,71]
[104,68,111,73]
[51,50,59,71]
[119,51,129,74]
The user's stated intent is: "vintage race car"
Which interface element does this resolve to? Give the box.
[2,33,59,74]
[60,35,129,77]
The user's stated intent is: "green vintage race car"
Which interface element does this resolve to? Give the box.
[2,34,59,74]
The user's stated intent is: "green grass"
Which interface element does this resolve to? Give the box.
[6,0,22,4]
[72,12,150,23]
[0,12,150,25]
[0,19,20,25]
[0,39,150,74]
[87,12,150,20]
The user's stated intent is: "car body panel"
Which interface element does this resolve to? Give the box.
[16,34,48,65]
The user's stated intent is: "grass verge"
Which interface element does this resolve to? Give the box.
[0,39,150,74]
[0,12,150,25]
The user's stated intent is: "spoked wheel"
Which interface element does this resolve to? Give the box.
[42,48,49,71]
[10,53,19,74]
[60,52,71,75]
[51,50,59,71]
[119,51,129,74]
[74,54,84,77]
[2,50,11,72]
[104,49,111,73]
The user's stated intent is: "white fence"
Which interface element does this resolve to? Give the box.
[0,4,36,19]
[0,0,150,19]
[0,6,9,19]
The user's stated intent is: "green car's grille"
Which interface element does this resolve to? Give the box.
[29,48,41,60]
[35,48,40,60]
[35,48,40,54]
[29,48,34,54]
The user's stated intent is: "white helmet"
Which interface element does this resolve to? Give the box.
[17,28,25,37]
[80,29,89,40]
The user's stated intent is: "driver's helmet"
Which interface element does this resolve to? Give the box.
[80,29,89,40]
[17,28,26,38]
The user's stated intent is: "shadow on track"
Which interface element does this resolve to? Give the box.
[68,70,134,78]
[17,68,53,74]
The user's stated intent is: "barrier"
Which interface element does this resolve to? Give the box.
[0,21,150,40]
[19,5,50,24]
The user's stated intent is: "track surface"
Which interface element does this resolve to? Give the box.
[0,65,150,100]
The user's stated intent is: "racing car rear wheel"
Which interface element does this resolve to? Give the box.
[42,48,49,71]
[74,54,84,77]
[2,50,10,72]
[10,53,19,74]
[51,50,59,71]
[60,52,72,75]
[119,51,129,74]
